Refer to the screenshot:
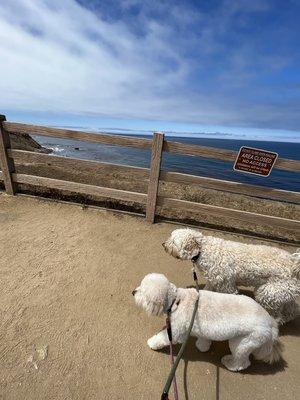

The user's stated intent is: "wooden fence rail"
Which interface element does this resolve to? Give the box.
[1,117,300,240]
[3,121,300,172]
[8,149,150,180]
[160,171,300,204]
[12,173,148,204]
[6,149,299,204]
[163,140,300,172]
[3,122,153,150]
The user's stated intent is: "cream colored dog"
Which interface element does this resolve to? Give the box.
[133,273,282,372]
[163,228,300,324]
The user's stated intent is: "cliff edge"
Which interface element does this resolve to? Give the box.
[10,132,52,153]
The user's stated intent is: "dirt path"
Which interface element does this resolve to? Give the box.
[0,194,299,400]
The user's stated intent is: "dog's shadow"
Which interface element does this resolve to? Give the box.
[280,316,300,337]
[157,337,287,374]
[158,338,287,400]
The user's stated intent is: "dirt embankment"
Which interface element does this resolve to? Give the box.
[1,135,299,243]
[5,151,298,243]
[9,132,52,153]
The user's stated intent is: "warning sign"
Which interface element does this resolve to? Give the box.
[233,146,278,177]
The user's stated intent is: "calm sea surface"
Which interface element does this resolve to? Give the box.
[35,134,300,192]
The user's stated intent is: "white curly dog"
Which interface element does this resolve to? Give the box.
[163,228,300,324]
[133,273,283,372]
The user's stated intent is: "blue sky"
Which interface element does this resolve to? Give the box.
[0,0,300,141]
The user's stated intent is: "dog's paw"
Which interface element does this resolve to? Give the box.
[221,355,250,372]
[196,338,211,352]
[147,336,160,350]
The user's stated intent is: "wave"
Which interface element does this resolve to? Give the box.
[47,145,65,153]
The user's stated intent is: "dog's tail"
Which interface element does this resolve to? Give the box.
[254,339,284,364]
[253,324,283,364]
[291,249,300,279]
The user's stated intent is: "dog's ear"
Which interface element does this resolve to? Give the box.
[146,297,165,316]
[180,231,203,259]
[145,284,169,316]
[148,281,176,316]
[182,237,200,258]
[193,231,203,245]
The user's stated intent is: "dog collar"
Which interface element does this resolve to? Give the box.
[167,298,176,314]
[166,297,180,314]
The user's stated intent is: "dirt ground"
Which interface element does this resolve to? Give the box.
[0,193,299,400]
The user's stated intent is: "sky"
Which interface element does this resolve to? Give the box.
[0,0,300,141]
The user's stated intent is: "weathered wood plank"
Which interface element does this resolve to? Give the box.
[0,115,15,195]
[12,173,147,204]
[163,140,237,162]
[157,196,300,232]
[3,122,153,150]
[275,158,300,171]
[8,149,150,179]
[146,132,164,223]
[8,149,299,204]
[160,170,300,204]
[163,139,300,172]
[9,149,299,204]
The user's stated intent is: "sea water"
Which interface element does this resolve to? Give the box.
[34,134,300,192]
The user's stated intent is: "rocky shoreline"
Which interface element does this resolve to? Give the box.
[9,131,52,153]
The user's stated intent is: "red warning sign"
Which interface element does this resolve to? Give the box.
[233,146,278,177]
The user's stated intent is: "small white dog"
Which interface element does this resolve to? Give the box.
[163,228,300,324]
[133,273,283,372]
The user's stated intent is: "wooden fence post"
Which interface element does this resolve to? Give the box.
[0,115,15,195]
[146,131,164,223]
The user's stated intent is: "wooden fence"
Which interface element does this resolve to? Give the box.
[0,115,300,239]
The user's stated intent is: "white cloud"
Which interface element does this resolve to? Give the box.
[0,1,190,115]
[0,0,299,132]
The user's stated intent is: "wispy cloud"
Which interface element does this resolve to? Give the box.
[0,0,299,132]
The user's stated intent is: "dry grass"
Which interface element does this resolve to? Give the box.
[4,159,300,243]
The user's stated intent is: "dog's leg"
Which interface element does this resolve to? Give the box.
[222,333,264,372]
[196,337,211,352]
[281,301,299,324]
[147,329,170,350]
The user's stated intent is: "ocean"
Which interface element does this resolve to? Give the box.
[35,134,300,192]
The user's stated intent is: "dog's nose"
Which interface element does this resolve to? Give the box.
[162,242,165,248]
[132,289,137,296]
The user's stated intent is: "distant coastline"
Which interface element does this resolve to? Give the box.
[47,125,300,143]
